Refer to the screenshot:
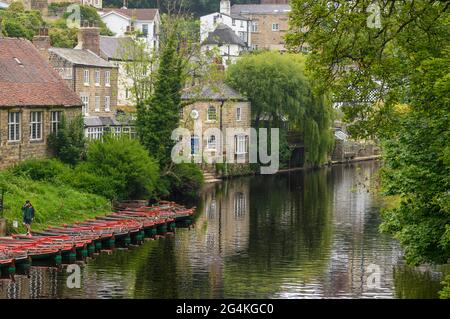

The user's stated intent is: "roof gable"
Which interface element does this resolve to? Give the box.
[101,8,158,21]
[49,47,114,68]
[0,38,81,107]
[203,24,246,47]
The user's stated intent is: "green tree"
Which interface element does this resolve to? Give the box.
[137,21,184,165]
[76,135,160,200]
[0,3,43,39]
[226,51,334,166]
[286,0,450,265]
[48,115,86,166]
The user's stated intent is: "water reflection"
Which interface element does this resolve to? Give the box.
[0,162,447,299]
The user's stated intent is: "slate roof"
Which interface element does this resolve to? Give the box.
[101,8,158,21]
[231,4,291,15]
[49,47,114,68]
[0,38,81,107]
[182,83,247,101]
[84,116,122,127]
[100,36,136,61]
[203,24,246,47]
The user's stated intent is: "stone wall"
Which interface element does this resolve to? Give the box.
[244,13,289,50]
[181,99,252,163]
[74,66,118,117]
[0,106,81,170]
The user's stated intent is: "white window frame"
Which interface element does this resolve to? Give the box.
[207,135,216,150]
[251,21,259,33]
[81,94,89,115]
[8,112,21,142]
[236,107,242,121]
[235,134,247,155]
[105,70,111,87]
[142,24,148,36]
[272,23,280,32]
[86,127,103,140]
[50,111,62,134]
[94,95,100,112]
[83,69,90,85]
[104,96,111,112]
[207,105,217,121]
[29,111,43,141]
[95,70,100,86]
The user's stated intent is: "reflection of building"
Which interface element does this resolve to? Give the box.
[202,179,250,257]
[324,163,402,298]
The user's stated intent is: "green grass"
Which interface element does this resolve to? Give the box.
[0,171,111,233]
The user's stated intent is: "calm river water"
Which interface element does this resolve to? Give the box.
[0,161,448,299]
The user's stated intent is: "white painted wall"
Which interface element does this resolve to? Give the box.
[100,11,160,51]
[201,43,244,68]
[200,12,250,46]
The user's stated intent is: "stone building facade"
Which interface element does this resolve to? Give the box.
[47,27,134,140]
[181,84,252,165]
[0,37,82,170]
[231,3,291,51]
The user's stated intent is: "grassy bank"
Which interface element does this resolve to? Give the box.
[0,171,111,233]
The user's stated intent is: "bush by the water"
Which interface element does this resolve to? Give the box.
[77,135,159,200]
[163,163,204,198]
[13,135,159,201]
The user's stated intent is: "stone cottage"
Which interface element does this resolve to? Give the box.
[0,37,82,170]
[181,84,252,172]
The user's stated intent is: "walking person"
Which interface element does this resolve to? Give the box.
[22,200,35,236]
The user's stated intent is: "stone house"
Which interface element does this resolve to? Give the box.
[231,3,291,51]
[0,37,82,170]
[181,84,252,166]
[48,27,135,139]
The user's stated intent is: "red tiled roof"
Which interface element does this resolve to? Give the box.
[102,8,158,21]
[0,38,82,107]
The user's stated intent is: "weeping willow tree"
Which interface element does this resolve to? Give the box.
[226,52,334,166]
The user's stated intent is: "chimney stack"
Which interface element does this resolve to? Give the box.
[220,0,231,16]
[32,27,51,59]
[122,0,128,9]
[77,21,101,56]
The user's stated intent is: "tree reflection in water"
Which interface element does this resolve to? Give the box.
[0,162,447,299]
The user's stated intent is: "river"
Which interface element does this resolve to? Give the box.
[0,161,447,299]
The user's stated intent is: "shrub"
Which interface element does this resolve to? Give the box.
[82,135,159,200]
[440,275,450,299]
[48,115,86,165]
[166,163,204,198]
[10,159,71,183]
